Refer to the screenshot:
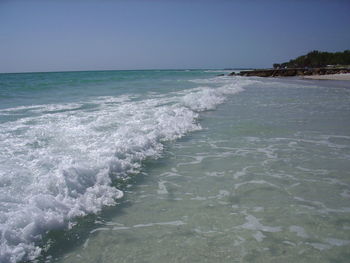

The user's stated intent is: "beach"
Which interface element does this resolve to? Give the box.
[1,71,350,262]
[1,0,349,261]
[303,73,350,80]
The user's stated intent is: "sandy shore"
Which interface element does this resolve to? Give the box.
[303,73,350,80]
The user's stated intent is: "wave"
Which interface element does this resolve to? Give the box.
[0,77,253,262]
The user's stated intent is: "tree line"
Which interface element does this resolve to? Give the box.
[273,50,350,69]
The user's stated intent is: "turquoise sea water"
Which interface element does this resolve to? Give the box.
[0,70,349,262]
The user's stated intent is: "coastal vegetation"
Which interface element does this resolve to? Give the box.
[273,50,350,69]
[228,50,350,78]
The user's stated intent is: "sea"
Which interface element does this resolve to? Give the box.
[0,70,349,263]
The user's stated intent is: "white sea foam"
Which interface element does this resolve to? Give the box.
[0,77,250,262]
[239,214,282,233]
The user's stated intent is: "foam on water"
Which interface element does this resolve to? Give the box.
[0,77,251,262]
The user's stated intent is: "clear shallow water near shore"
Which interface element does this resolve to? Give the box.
[0,71,350,262]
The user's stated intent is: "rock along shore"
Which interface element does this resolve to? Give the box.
[228,68,350,78]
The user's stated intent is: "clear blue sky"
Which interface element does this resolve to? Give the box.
[1,0,349,73]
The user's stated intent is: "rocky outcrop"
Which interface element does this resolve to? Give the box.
[231,68,350,78]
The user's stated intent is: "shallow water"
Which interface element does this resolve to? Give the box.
[0,71,349,262]
[57,78,350,263]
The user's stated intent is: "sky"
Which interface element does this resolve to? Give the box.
[0,0,349,73]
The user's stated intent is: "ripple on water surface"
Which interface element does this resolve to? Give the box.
[54,79,350,263]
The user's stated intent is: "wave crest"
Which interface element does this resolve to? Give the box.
[0,77,252,262]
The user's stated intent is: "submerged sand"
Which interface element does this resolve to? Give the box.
[303,73,350,80]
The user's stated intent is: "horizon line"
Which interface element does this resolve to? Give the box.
[0,67,257,75]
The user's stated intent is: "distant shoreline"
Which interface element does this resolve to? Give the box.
[303,73,350,81]
[228,67,350,80]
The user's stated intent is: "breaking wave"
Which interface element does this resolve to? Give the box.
[0,77,252,262]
